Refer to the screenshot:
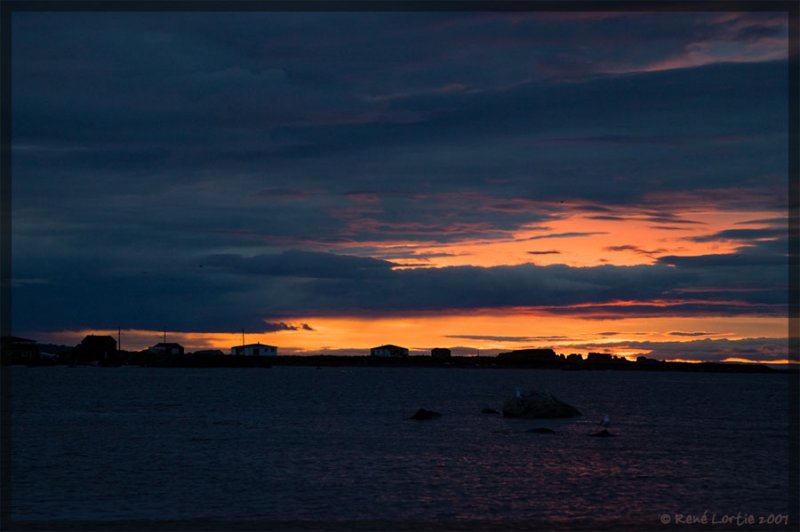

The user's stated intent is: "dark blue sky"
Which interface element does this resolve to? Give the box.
[9,7,791,360]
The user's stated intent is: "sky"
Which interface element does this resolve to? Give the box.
[10,7,792,363]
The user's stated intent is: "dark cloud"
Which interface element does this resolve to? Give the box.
[658,253,786,268]
[587,215,625,221]
[648,225,692,231]
[524,232,608,241]
[641,215,705,225]
[531,134,751,147]
[658,237,788,268]
[687,228,786,243]
[13,239,787,333]
[262,322,315,333]
[527,250,561,255]
[204,251,393,279]
[605,245,668,256]
[14,24,787,214]
[734,217,786,226]
[9,11,789,337]
[668,331,713,337]
[536,301,784,320]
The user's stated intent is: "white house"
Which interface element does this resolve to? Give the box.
[231,343,278,357]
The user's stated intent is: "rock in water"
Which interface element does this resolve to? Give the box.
[527,427,556,434]
[502,389,581,419]
[409,408,442,420]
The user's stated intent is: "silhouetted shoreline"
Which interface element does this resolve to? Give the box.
[6,353,789,373]
[3,337,790,373]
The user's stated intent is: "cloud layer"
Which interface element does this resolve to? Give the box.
[10,10,789,352]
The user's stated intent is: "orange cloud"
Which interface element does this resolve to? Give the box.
[340,204,780,269]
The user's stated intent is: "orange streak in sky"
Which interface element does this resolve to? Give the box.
[338,206,781,269]
[64,314,784,358]
[721,358,797,365]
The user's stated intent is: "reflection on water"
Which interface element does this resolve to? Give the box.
[10,366,790,526]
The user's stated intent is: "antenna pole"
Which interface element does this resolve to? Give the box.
[163,329,166,344]
[241,329,245,347]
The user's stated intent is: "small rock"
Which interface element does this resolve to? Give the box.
[588,429,614,437]
[481,408,500,415]
[527,427,556,434]
[409,408,442,420]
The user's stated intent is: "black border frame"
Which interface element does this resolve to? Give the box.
[1,1,797,531]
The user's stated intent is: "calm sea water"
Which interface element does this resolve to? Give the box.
[9,366,792,528]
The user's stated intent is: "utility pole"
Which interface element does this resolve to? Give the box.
[118,327,121,352]
[241,329,245,347]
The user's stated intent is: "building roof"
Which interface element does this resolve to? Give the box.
[372,344,407,350]
[153,342,183,348]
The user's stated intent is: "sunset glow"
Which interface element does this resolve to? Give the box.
[360,206,781,269]
[60,312,787,364]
